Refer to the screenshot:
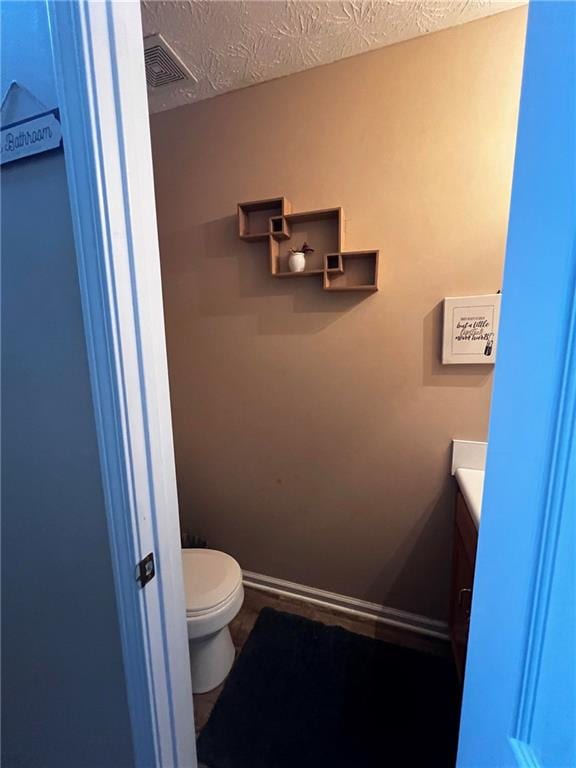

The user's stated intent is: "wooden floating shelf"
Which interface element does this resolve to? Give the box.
[238,197,379,292]
[238,197,292,241]
[275,269,324,278]
[269,216,291,240]
[325,253,344,274]
[324,251,379,292]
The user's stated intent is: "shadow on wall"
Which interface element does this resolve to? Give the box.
[422,301,493,388]
[159,214,373,336]
[370,471,457,624]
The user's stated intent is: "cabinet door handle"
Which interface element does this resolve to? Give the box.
[458,587,472,618]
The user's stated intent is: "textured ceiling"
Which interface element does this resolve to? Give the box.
[142,0,524,113]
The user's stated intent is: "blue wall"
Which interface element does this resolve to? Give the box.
[1,3,136,766]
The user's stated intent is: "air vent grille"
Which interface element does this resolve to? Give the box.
[144,35,192,89]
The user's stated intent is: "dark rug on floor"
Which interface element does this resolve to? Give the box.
[197,608,461,768]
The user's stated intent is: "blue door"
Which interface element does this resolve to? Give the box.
[457,2,575,766]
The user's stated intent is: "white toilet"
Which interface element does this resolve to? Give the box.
[181,548,244,694]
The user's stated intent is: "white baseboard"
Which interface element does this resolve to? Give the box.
[242,570,450,641]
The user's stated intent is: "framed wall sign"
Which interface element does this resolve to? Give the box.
[442,293,502,364]
[0,82,62,166]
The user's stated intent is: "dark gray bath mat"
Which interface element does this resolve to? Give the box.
[198,607,460,768]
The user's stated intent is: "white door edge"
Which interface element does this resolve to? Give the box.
[47,2,196,766]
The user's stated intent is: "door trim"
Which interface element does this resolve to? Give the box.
[47,2,196,766]
[514,263,576,754]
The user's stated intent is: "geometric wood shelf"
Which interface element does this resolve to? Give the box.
[238,196,379,292]
[238,197,291,241]
[323,250,379,292]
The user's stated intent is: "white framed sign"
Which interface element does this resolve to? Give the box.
[442,293,502,364]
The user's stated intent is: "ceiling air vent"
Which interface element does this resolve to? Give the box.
[143,34,194,89]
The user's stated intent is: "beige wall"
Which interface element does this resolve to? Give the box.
[150,8,526,621]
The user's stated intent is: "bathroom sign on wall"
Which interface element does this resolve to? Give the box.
[442,293,502,364]
[0,109,62,166]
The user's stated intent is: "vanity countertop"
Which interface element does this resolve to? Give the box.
[455,468,485,529]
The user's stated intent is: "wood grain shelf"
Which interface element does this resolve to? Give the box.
[274,268,324,278]
[325,253,344,274]
[269,216,291,240]
[324,251,379,292]
[238,197,379,293]
[238,197,291,241]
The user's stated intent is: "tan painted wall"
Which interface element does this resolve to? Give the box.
[150,8,527,621]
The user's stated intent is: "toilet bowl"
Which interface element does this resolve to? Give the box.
[182,548,244,694]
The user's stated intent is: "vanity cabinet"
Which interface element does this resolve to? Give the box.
[449,490,479,682]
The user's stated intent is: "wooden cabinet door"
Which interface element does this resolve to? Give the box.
[449,528,474,681]
[450,491,478,682]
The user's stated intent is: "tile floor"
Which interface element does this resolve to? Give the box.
[193,586,451,733]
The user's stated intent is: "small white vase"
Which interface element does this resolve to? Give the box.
[288,251,306,273]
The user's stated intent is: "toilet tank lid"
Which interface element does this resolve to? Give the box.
[181,549,242,613]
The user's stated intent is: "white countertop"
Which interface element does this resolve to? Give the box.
[455,468,485,529]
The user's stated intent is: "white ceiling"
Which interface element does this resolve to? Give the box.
[142,0,524,114]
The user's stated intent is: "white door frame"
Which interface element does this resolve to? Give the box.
[47,2,197,766]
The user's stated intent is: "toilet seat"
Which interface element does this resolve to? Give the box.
[182,548,242,614]
[182,549,244,641]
